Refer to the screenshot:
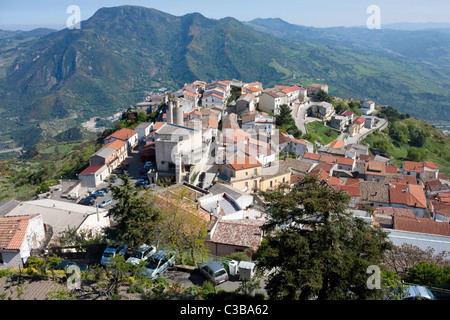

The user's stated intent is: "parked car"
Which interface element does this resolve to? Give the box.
[79,198,95,206]
[402,285,437,300]
[88,192,98,199]
[94,190,107,197]
[100,244,128,266]
[109,177,117,183]
[197,182,204,189]
[145,161,153,167]
[199,172,206,182]
[99,198,112,208]
[199,261,229,286]
[53,260,89,272]
[142,249,175,279]
[135,179,149,188]
[141,175,150,182]
[126,244,156,265]
[100,187,110,194]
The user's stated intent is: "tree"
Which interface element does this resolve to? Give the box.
[389,122,409,144]
[317,89,332,103]
[103,255,143,299]
[404,262,448,286]
[257,175,392,300]
[383,244,450,275]
[406,147,426,162]
[373,139,390,154]
[153,187,209,265]
[275,104,294,128]
[409,128,427,147]
[275,104,302,138]
[136,111,148,123]
[106,172,160,248]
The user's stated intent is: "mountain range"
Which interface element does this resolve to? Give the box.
[1,5,449,151]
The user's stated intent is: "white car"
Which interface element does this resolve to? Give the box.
[126,244,156,265]
[98,198,112,208]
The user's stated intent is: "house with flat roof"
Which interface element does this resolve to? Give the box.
[4,199,110,247]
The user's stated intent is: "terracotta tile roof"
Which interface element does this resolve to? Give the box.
[291,138,307,146]
[290,173,304,184]
[329,140,344,149]
[374,206,415,218]
[335,184,360,197]
[345,178,363,186]
[339,110,354,117]
[328,176,344,186]
[336,156,354,166]
[210,219,264,249]
[79,164,105,176]
[438,173,450,180]
[105,128,138,142]
[319,154,337,164]
[424,179,442,191]
[0,215,35,250]
[389,183,427,209]
[245,86,261,93]
[385,165,399,174]
[354,116,365,124]
[223,128,251,144]
[104,139,127,151]
[313,161,334,173]
[393,216,450,237]
[229,157,261,171]
[279,132,293,144]
[303,152,321,161]
[403,161,424,173]
[385,173,418,185]
[433,202,450,218]
[365,160,386,176]
[309,168,330,181]
[203,92,225,100]
[281,85,302,94]
[424,161,439,170]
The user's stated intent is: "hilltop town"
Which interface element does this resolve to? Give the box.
[1,79,449,299]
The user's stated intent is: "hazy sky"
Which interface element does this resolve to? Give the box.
[1,0,450,30]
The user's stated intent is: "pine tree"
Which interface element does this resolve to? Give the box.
[106,172,160,248]
[257,175,392,300]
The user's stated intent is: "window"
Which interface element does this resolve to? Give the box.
[254,168,258,176]
[0,253,3,265]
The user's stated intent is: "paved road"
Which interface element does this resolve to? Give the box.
[343,116,387,146]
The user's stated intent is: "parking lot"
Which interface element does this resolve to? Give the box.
[164,267,267,295]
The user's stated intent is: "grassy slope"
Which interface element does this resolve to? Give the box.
[362,118,450,175]
[305,121,340,146]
